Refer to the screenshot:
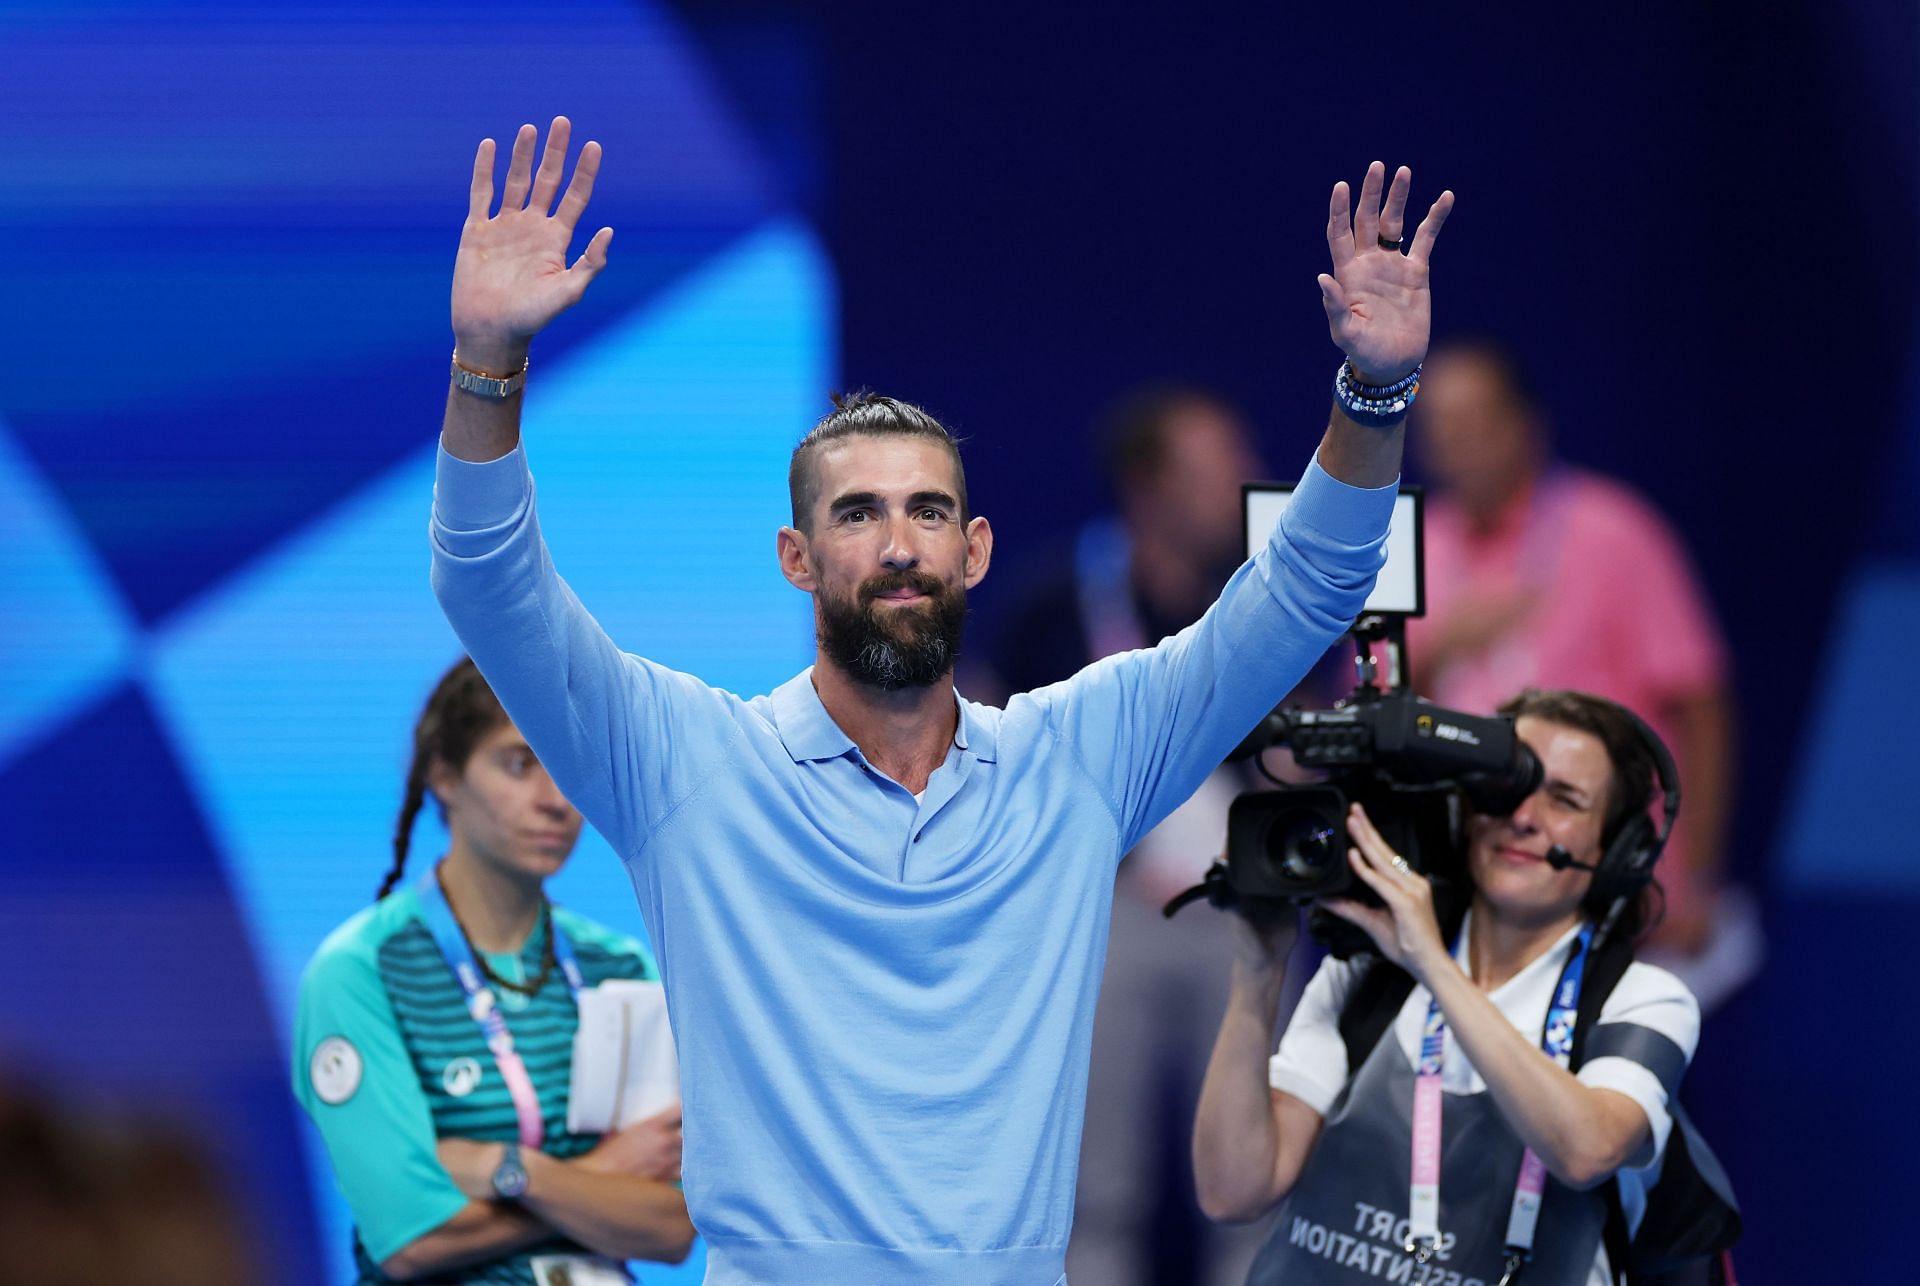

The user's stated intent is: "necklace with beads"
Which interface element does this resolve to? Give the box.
[435,865,557,997]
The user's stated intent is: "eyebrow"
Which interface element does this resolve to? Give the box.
[1543,775,1592,804]
[825,490,960,516]
[826,491,880,517]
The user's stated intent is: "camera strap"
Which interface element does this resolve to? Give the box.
[418,869,587,1149]
[1405,920,1594,1285]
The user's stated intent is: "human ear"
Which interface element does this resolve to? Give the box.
[425,757,461,810]
[777,526,817,592]
[963,515,993,588]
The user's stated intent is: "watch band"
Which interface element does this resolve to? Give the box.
[451,350,528,400]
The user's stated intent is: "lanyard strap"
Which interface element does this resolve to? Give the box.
[1406,921,1595,1278]
[417,868,585,1148]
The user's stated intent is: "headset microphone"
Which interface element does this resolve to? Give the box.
[1545,844,1602,872]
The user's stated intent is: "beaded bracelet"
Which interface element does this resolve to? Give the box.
[1333,358,1421,426]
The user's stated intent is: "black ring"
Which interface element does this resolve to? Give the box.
[1377,234,1404,251]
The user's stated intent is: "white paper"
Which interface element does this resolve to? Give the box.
[567,979,680,1135]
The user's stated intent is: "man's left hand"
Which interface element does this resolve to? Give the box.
[1318,162,1454,385]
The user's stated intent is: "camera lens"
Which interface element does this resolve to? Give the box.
[1267,807,1341,882]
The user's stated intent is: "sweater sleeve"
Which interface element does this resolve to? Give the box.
[1036,455,1394,851]
[429,444,736,860]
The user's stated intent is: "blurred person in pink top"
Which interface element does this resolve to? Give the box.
[1405,341,1753,999]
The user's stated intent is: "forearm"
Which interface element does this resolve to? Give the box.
[442,337,529,463]
[1422,963,1645,1187]
[380,1200,550,1280]
[1193,964,1288,1220]
[521,1151,695,1263]
[1314,409,1405,491]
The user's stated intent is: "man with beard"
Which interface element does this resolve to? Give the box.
[430,117,1452,1284]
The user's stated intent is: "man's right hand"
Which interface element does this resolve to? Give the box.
[451,116,612,374]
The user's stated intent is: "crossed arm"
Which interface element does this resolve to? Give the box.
[380,1110,693,1279]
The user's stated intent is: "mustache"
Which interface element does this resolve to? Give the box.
[859,569,949,603]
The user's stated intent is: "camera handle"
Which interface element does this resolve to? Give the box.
[1349,613,1411,697]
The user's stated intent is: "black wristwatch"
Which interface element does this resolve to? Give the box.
[491,1141,529,1200]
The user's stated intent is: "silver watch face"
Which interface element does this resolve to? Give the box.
[493,1150,529,1199]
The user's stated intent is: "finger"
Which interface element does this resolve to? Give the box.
[528,115,572,215]
[1407,189,1456,266]
[1317,273,1351,330]
[571,225,614,279]
[469,138,496,221]
[501,123,538,211]
[1323,897,1396,946]
[1346,803,1393,863]
[554,139,603,232]
[1352,161,1386,252]
[1326,181,1355,271]
[1346,846,1398,900]
[1378,165,1412,244]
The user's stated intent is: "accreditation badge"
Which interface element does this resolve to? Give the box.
[530,1255,633,1286]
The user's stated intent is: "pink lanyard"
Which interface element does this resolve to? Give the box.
[1406,922,1593,1285]
[418,870,585,1148]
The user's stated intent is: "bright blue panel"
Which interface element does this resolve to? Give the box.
[1776,564,1920,893]
[0,0,782,626]
[0,423,138,768]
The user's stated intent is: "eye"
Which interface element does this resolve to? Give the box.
[917,507,948,522]
[501,750,535,777]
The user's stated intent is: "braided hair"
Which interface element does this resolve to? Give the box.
[374,658,510,901]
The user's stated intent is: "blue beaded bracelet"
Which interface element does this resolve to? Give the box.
[1333,359,1421,426]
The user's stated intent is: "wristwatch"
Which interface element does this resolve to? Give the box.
[491,1141,530,1200]
[451,350,528,400]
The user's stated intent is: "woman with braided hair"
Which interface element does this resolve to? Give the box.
[294,657,694,1283]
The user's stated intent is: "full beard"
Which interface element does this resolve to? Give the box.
[817,569,968,691]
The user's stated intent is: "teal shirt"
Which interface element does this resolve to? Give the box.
[294,886,658,1283]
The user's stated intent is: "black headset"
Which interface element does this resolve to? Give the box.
[1544,700,1681,932]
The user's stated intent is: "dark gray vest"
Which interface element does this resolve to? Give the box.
[1248,1019,1608,1286]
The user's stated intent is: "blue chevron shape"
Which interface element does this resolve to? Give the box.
[0,421,138,770]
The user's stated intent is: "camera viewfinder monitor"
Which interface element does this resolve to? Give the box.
[1242,483,1423,617]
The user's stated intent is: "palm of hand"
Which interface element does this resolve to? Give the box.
[1318,162,1454,385]
[453,217,580,347]
[449,118,613,362]
[1327,253,1434,384]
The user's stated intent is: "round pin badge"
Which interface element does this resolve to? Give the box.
[310,1036,363,1106]
[443,1056,484,1098]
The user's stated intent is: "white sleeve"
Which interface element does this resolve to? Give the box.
[1267,956,1364,1115]
[1578,962,1700,1170]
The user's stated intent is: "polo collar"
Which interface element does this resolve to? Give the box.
[770,668,998,764]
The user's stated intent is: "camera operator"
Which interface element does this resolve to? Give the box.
[1192,689,1699,1285]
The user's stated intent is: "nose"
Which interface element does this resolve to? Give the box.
[532,771,574,819]
[1506,791,1543,834]
[879,516,919,571]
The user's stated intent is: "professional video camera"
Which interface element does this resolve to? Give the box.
[1162,484,1542,954]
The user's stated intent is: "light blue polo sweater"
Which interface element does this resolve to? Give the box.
[431,443,1392,1284]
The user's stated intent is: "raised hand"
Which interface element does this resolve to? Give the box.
[1318,162,1454,386]
[451,117,613,374]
